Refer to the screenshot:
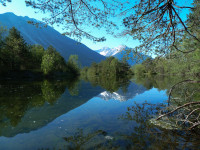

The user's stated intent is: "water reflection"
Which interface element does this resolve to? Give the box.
[63,129,108,150]
[81,72,130,93]
[0,75,199,149]
[58,102,200,150]
[119,102,200,149]
[0,79,104,137]
[98,82,146,102]
[133,75,200,130]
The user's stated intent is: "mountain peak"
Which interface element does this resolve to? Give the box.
[115,45,127,50]
[95,45,129,57]
[95,45,149,66]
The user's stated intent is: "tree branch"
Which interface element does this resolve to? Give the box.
[172,6,200,43]
[157,101,200,120]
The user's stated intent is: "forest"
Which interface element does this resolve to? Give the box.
[129,0,199,78]
[81,56,131,92]
[0,27,80,78]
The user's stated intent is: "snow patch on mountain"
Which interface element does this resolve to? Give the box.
[95,45,149,66]
[96,45,128,57]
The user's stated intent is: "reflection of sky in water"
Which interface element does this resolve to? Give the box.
[0,86,167,150]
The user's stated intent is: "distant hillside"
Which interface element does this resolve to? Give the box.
[95,45,149,66]
[0,12,105,66]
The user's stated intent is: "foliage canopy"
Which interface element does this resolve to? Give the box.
[1,0,199,56]
[121,0,200,56]
[24,0,124,42]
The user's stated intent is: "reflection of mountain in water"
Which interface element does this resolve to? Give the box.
[98,82,146,101]
[0,81,104,137]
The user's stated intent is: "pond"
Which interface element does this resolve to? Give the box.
[0,76,199,150]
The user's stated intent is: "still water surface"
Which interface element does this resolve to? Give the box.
[0,78,199,149]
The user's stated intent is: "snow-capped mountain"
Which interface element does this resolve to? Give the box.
[96,45,128,57]
[98,82,147,102]
[96,45,149,66]
[0,13,105,66]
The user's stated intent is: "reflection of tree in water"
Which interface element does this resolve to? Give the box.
[48,129,122,150]
[83,75,130,93]
[120,102,200,149]
[65,76,80,96]
[133,75,181,90]
[134,75,200,130]
[39,129,116,150]
[41,80,66,104]
[44,102,200,149]
[0,76,83,131]
[62,129,109,150]
[119,75,200,149]
[0,79,68,129]
[37,76,199,150]
[0,82,42,127]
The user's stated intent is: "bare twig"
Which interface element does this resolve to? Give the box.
[189,122,200,130]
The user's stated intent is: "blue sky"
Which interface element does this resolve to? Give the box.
[0,0,193,50]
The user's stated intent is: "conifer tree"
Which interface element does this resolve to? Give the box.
[5,27,29,70]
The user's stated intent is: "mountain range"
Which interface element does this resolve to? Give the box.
[95,45,149,66]
[95,45,127,57]
[0,12,105,66]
